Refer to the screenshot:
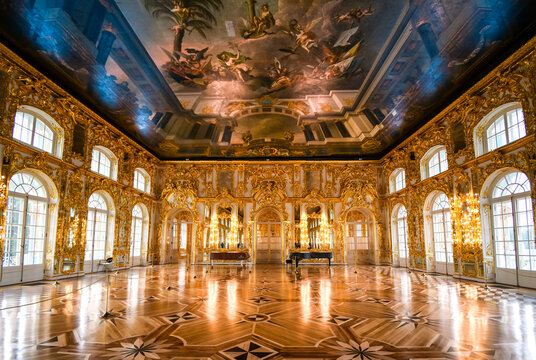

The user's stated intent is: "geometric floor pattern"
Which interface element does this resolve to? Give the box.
[1,263,536,359]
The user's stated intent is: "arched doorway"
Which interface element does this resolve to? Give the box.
[85,191,114,273]
[391,204,408,267]
[164,209,193,264]
[484,171,535,288]
[424,192,453,274]
[130,204,149,267]
[2,171,55,284]
[346,209,374,264]
[255,209,282,263]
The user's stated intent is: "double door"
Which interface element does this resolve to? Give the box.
[3,195,48,284]
[256,222,282,263]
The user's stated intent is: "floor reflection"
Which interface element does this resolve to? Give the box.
[0,264,535,359]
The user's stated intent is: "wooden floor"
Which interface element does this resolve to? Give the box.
[1,264,536,359]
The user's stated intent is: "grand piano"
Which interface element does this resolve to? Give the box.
[289,252,333,269]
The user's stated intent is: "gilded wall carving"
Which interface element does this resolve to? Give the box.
[1,37,536,283]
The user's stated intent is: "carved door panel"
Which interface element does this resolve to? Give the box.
[256,223,282,263]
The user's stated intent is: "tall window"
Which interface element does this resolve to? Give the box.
[4,173,48,267]
[422,146,448,179]
[91,147,117,180]
[389,168,406,193]
[395,206,408,259]
[85,193,109,264]
[130,205,144,258]
[133,168,150,193]
[491,172,535,271]
[12,109,63,157]
[431,193,453,263]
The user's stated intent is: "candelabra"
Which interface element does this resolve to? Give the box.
[451,191,483,275]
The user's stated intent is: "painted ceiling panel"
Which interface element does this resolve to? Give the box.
[0,0,534,159]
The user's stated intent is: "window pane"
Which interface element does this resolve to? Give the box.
[91,150,100,172]
[12,111,57,155]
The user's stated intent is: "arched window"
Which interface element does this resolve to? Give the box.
[421,146,448,180]
[3,172,49,283]
[491,171,534,285]
[12,107,64,157]
[389,168,406,193]
[392,205,408,266]
[474,103,526,157]
[431,193,453,271]
[91,146,117,180]
[85,192,112,272]
[133,168,151,193]
[130,204,149,266]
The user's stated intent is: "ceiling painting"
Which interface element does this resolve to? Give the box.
[0,0,535,159]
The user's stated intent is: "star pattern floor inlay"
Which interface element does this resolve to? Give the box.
[1,263,536,359]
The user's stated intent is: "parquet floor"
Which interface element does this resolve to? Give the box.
[1,263,536,359]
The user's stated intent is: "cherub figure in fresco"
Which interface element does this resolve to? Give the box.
[161,47,210,86]
[335,5,375,27]
[171,0,191,19]
[309,41,363,80]
[177,47,209,70]
[285,18,320,53]
[242,3,276,39]
[216,49,251,82]
[267,57,292,92]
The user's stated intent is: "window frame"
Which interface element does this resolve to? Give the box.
[392,205,408,262]
[389,168,406,194]
[12,107,64,158]
[130,204,146,259]
[430,193,453,264]
[4,173,50,269]
[421,146,448,180]
[85,192,112,265]
[490,171,534,272]
[133,168,151,193]
[90,146,118,180]
[474,103,526,157]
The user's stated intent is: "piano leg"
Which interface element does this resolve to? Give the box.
[295,258,299,269]
[328,258,331,267]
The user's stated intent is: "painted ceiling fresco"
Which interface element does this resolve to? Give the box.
[1,0,535,159]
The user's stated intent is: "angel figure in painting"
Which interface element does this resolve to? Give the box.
[268,57,292,92]
[216,49,251,82]
[286,18,320,53]
[335,5,375,27]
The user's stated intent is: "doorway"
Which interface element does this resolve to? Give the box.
[256,209,282,263]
